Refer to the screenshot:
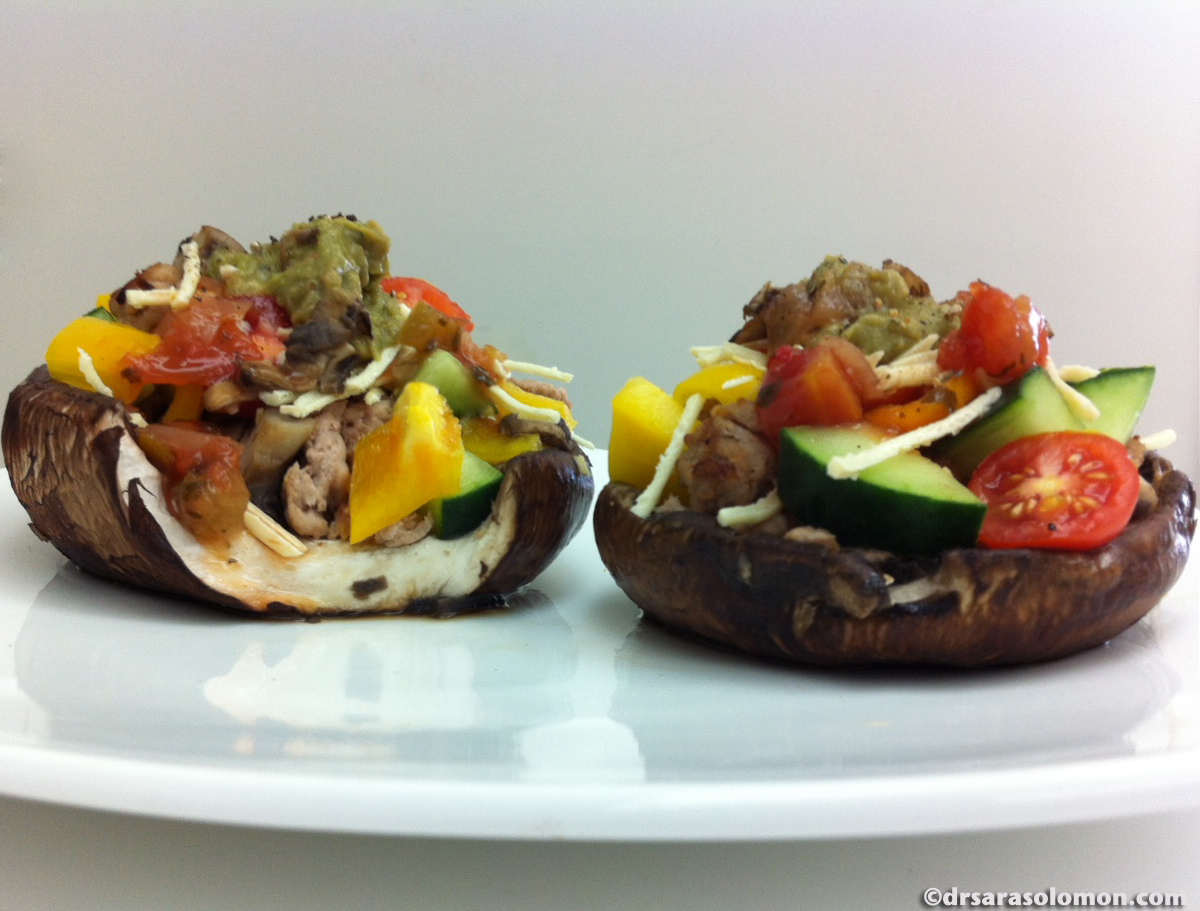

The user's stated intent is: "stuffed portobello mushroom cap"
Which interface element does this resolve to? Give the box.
[594,457,1195,668]
[4,366,593,618]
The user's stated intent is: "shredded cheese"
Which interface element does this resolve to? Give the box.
[1057,364,1100,383]
[244,502,308,558]
[1044,356,1100,422]
[874,354,939,391]
[486,383,564,424]
[280,346,401,418]
[76,348,114,397]
[690,342,768,371]
[486,384,591,445]
[281,392,338,419]
[123,288,176,309]
[721,375,756,391]
[717,489,783,528]
[826,386,1003,479]
[259,390,295,408]
[125,241,201,310]
[864,334,940,378]
[501,359,574,383]
[174,240,202,306]
[892,333,940,361]
[1138,429,1176,452]
[631,393,704,519]
[345,346,401,395]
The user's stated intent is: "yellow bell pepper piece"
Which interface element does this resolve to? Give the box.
[161,383,206,423]
[673,361,763,407]
[608,376,688,492]
[495,380,576,429]
[461,415,542,465]
[45,316,161,404]
[348,381,464,544]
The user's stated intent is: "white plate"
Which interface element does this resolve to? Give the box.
[0,452,1197,841]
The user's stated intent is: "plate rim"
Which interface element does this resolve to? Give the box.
[2,739,1199,840]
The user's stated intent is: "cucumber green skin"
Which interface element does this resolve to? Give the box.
[430,451,504,539]
[779,426,985,557]
[413,349,492,417]
[934,368,1078,482]
[934,366,1155,482]
[1072,366,1155,442]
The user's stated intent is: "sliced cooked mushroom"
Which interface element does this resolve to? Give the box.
[182,225,246,267]
[593,457,1195,667]
[4,366,593,618]
[240,408,318,519]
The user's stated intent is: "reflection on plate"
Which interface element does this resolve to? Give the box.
[0,453,1197,840]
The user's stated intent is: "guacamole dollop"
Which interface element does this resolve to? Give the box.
[210,215,402,355]
[810,257,959,362]
[838,295,959,363]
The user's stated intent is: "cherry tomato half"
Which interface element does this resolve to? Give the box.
[968,431,1140,551]
[938,281,1050,386]
[381,276,474,331]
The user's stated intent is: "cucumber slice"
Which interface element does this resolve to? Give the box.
[934,367,1082,481]
[779,425,985,556]
[1071,366,1155,442]
[429,450,504,539]
[413,349,493,417]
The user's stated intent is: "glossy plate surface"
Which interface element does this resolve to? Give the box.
[0,453,1197,840]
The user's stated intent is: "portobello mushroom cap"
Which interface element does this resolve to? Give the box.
[593,459,1196,668]
[3,366,593,618]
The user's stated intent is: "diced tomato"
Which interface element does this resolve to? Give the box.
[968,431,1140,550]
[821,336,884,404]
[123,297,290,387]
[237,296,289,365]
[241,295,288,333]
[937,281,1050,387]
[134,422,250,541]
[755,338,882,443]
[382,276,474,331]
[457,332,506,383]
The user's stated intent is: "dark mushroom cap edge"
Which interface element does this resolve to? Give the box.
[593,450,1196,668]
